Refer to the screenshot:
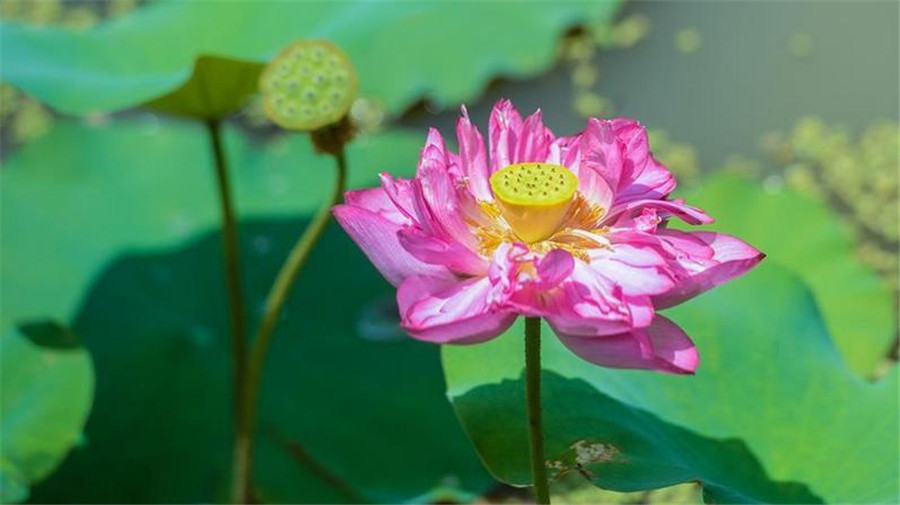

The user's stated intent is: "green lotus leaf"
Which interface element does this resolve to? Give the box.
[0,118,421,334]
[0,117,490,502]
[444,263,899,503]
[674,173,896,376]
[142,55,262,120]
[0,322,94,503]
[29,219,492,503]
[0,1,622,116]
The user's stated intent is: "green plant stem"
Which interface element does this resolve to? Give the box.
[525,316,551,504]
[205,120,251,504]
[232,146,348,503]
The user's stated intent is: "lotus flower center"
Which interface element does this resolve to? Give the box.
[489,162,578,243]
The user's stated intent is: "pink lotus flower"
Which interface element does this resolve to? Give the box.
[334,100,763,374]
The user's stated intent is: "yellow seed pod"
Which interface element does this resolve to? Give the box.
[259,40,358,131]
[490,163,579,243]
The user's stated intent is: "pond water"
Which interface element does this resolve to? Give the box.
[404,0,899,173]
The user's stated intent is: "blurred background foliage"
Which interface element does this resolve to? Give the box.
[0,0,897,504]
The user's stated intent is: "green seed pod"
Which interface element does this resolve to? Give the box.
[260,40,358,131]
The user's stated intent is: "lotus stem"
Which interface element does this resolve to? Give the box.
[205,119,252,504]
[232,146,348,503]
[525,316,551,504]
